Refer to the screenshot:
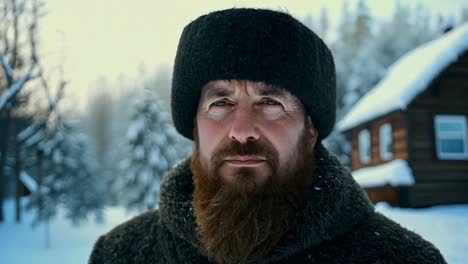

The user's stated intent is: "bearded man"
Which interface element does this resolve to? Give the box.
[89,8,445,264]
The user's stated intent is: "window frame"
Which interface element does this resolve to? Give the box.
[434,115,468,160]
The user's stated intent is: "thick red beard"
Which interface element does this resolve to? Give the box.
[191,128,315,264]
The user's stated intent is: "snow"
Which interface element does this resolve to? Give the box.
[375,202,468,264]
[20,171,38,192]
[149,149,162,166]
[338,22,468,132]
[17,124,38,143]
[126,118,145,141]
[0,63,36,112]
[25,129,45,148]
[133,145,145,159]
[117,92,191,210]
[0,199,138,264]
[1,198,467,263]
[352,159,415,188]
[53,149,63,163]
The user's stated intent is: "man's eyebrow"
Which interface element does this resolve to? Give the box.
[203,86,234,100]
[202,83,290,99]
[255,85,289,97]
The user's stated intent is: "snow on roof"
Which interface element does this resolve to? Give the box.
[338,23,468,132]
[352,159,415,188]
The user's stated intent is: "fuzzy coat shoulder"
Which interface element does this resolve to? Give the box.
[89,145,445,264]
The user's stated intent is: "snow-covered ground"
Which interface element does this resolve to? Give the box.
[375,202,468,264]
[0,199,138,264]
[1,199,467,264]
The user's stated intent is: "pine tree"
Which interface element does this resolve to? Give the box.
[372,3,434,70]
[462,7,468,23]
[318,7,330,41]
[352,0,373,50]
[115,89,191,211]
[26,120,104,225]
[85,80,114,181]
[327,1,376,164]
[326,1,437,165]
[0,0,43,223]
[342,0,376,113]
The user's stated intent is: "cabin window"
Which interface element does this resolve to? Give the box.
[358,129,371,164]
[434,115,468,160]
[379,123,393,160]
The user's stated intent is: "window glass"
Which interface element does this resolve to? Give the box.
[379,123,393,160]
[438,122,463,132]
[434,115,468,160]
[358,129,371,164]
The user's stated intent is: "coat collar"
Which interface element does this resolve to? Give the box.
[158,143,374,262]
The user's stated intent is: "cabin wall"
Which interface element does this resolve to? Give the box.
[351,111,408,171]
[406,50,468,207]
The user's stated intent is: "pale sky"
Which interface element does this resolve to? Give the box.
[39,0,466,111]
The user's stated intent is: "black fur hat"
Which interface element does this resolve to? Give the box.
[171,8,336,141]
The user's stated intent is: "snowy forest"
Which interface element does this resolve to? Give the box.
[1,1,468,263]
[0,0,467,229]
[81,0,468,219]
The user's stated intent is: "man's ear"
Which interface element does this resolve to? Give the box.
[193,116,198,138]
[309,127,318,148]
[306,116,318,149]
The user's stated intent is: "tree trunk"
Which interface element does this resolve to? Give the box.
[14,133,21,223]
[0,109,12,223]
[37,149,43,222]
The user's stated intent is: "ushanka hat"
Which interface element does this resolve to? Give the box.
[171,8,336,141]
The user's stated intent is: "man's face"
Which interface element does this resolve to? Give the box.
[192,80,319,263]
[196,80,317,186]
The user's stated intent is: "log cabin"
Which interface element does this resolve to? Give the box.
[338,23,468,208]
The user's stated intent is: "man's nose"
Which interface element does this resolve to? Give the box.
[228,106,260,144]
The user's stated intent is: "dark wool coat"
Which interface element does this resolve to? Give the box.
[89,144,446,264]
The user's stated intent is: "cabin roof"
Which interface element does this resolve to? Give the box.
[338,23,468,132]
[352,159,415,188]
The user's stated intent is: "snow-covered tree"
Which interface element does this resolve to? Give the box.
[0,0,43,222]
[325,1,439,164]
[318,7,330,41]
[372,3,434,70]
[85,80,114,179]
[334,0,377,113]
[25,120,104,225]
[325,1,374,163]
[300,8,330,43]
[114,89,191,211]
[151,64,172,109]
[463,7,468,23]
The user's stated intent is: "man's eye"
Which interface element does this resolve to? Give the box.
[261,99,281,106]
[211,100,229,107]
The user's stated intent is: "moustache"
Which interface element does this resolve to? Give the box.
[210,139,279,171]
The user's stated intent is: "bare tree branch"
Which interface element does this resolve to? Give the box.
[15,0,67,146]
[0,52,14,81]
[29,0,38,64]
[1,3,11,55]
[0,62,36,112]
[11,0,19,70]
